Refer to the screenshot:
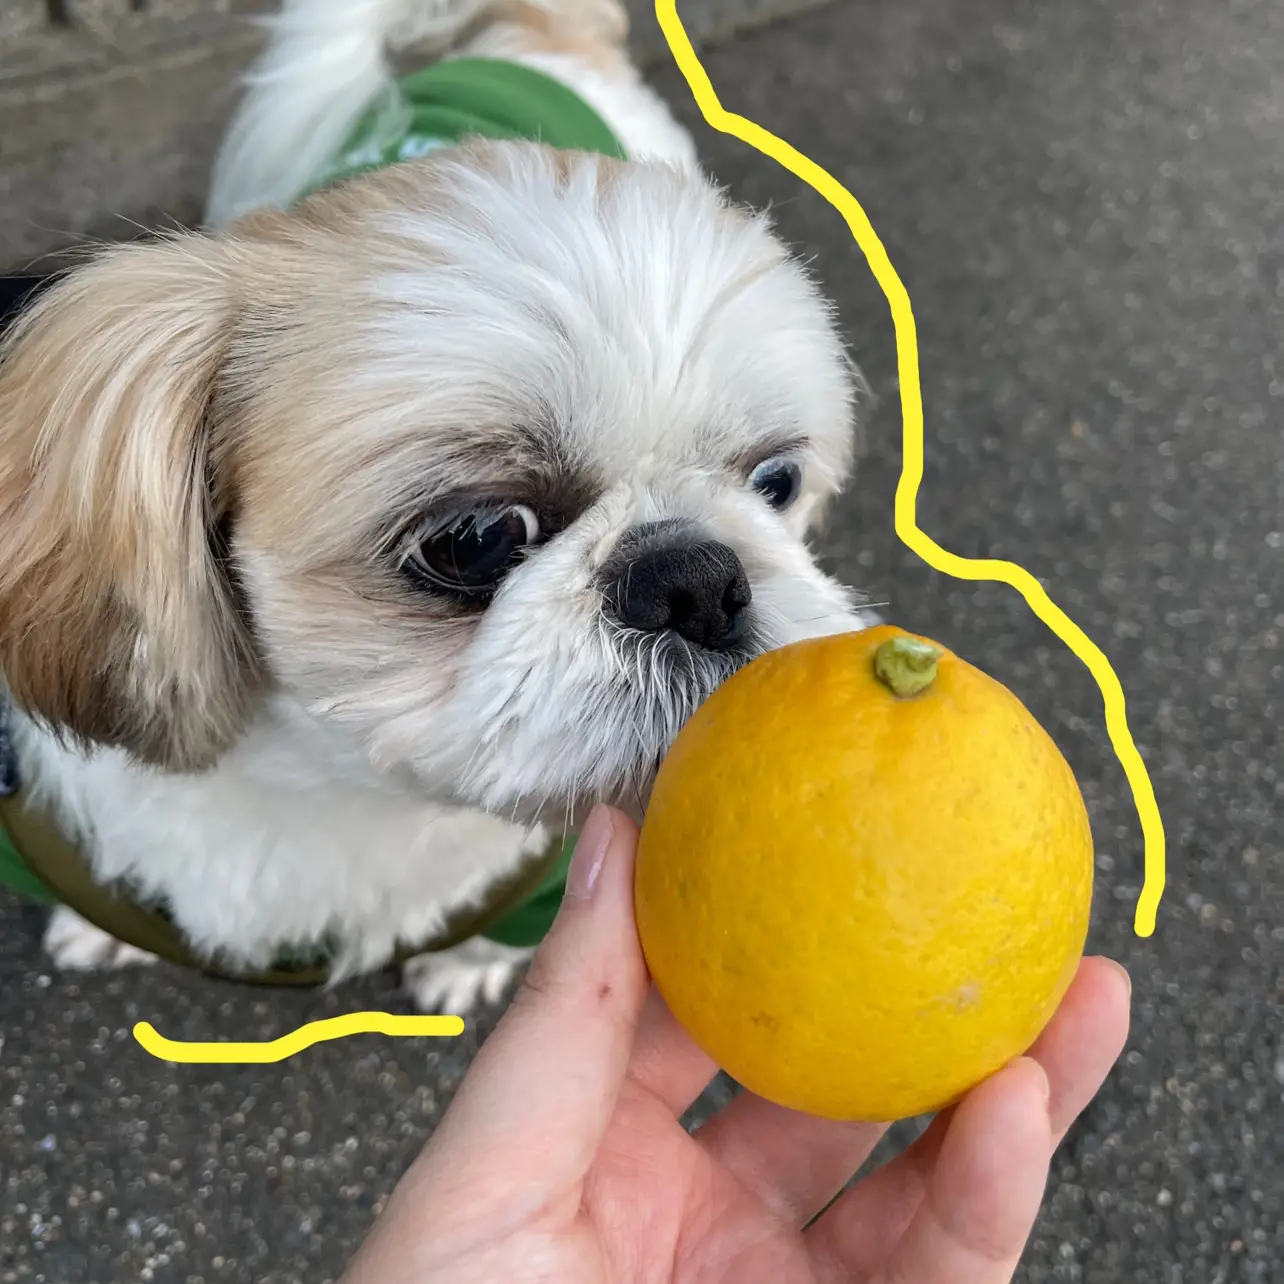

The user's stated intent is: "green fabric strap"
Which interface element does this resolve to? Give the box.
[310,57,627,194]
[0,789,576,978]
[482,834,574,947]
[0,817,56,904]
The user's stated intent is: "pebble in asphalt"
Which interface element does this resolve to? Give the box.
[2,0,1281,1281]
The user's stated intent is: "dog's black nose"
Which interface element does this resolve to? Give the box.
[611,540,752,650]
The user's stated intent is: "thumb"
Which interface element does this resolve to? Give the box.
[412,805,649,1198]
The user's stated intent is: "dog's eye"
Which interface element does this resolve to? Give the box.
[403,504,540,596]
[749,457,803,511]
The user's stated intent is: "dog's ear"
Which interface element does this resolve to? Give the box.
[0,238,261,771]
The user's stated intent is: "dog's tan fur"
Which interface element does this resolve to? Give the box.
[0,243,258,770]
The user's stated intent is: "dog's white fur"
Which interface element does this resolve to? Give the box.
[0,0,874,1011]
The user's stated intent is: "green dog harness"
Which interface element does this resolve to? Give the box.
[307,56,627,192]
[0,769,575,984]
[0,57,625,982]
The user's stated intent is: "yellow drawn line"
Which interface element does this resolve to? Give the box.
[133,1013,464,1064]
[656,0,1165,937]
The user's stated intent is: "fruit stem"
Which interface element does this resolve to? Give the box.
[874,636,942,698]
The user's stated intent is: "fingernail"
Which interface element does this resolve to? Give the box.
[1010,1056,1050,1106]
[565,805,614,901]
[1025,1057,1052,1107]
[1033,1060,1051,1107]
[1101,956,1132,1001]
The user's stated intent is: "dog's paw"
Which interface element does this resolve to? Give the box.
[43,906,158,971]
[402,938,533,1014]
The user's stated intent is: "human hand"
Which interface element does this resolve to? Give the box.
[341,805,1131,1284]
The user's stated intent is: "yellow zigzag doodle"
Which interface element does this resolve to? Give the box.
[653,0,1165,938]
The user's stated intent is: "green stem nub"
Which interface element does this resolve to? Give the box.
[874,636,942,698]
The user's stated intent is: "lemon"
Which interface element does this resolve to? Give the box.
[635,625,1094,1122]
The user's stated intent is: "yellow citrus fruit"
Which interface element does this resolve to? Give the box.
[635,625,1094,1122]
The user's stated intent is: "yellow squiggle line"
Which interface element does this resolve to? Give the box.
[656,0,1165,936]
[133,1014,464,1064]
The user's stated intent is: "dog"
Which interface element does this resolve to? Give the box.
[0,0,876,1013]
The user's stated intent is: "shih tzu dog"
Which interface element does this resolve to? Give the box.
[0,0,875,1012]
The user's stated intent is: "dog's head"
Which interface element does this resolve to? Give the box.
[0,143,868,821]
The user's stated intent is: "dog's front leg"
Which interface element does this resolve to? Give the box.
[43,905,158,971]
[402,938,534,1014]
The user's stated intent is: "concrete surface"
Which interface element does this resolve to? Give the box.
[0,0,834,268]
[2,0,1282,1280]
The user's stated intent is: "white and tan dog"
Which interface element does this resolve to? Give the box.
[0,0,874,1012]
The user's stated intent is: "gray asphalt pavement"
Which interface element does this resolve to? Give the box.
[2,1,1281,1281]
